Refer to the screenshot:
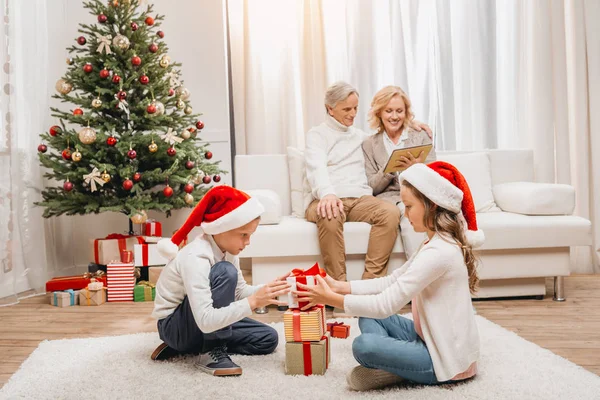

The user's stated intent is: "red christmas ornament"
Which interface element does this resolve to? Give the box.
[145,16,155,26]
[146,103,156,114]
[163,186,173,197]
[127,149,137,160]
[117,90,127,100]
[157,30,165,38]
[37,144,47,153]
[204,151,213,160]
[100,68,110,79]
[188,127,197,133]
[168,88,175,96]
[184,183,194,193]
[148,43,158,53]
[185,160,195,170]
[63,181,74,192]
[122,179,134,191]
[133,172,142,182]
[196,121,205,130]
[112,75,121,84]
[131,21,139,31]
[98,14,108,23]
[83,63,93,73]
[73,108,83,116]
[202,175,211,184]
[106,136,117,146]
[49,125,62,136]
[62,148,72,160]
[77,36,86,45]
[139,75,149,85]
[213,175,221,183]
[167,146,177,157]
[131,55,142,66]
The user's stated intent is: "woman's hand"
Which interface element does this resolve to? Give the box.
[295,275,345,310]
[394,150,426,170]
[248,280,291,310]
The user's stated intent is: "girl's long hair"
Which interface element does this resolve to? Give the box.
[402,181,479,294]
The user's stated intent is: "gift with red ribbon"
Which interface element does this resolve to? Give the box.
[144,220,162,237]
[284,305,326,342]
[92,234,146,264]
[285,333,331,376]
[45,271,107,292]
[134,243,169,267]
[286,263,327,309]
[327,321,351,339]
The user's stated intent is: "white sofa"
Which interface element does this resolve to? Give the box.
[235,149,592,301]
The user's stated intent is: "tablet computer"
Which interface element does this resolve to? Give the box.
[383,144,433,174]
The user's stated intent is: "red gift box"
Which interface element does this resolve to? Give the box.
[46,272,107,292]
[327,322,351,339]
[286,263,326,309]
[144,220,162,237]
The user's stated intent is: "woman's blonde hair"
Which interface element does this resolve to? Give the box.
[401,180,480,294]
[368,85,415,133]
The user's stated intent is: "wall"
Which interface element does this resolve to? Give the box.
[46,0,232,271]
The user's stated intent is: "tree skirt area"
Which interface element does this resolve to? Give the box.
[2,316,599,399]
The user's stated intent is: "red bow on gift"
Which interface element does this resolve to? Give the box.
[290,263,326,309]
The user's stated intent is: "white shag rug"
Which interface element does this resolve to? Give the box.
[2,315,599,400]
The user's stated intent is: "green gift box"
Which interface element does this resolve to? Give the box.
[134,281,155,302]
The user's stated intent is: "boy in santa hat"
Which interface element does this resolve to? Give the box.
[151,185,291,376]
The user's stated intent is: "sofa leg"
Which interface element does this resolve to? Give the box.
[553,276,566,302]
[255,306,268,314]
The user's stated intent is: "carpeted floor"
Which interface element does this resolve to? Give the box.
[1,316,599,399]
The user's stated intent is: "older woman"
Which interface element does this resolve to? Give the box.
[362,86,436,257]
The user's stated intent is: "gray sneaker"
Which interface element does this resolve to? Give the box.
[196,345,242,376]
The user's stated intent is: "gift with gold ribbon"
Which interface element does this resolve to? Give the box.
[327,321,351,339]
[79,286,106,306]
[283,305,326,342]
[46,271,106,292]
[286,263,327,309]
[285,333,331,376]
[134,280,156,302]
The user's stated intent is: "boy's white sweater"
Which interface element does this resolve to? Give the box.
[344,234,480,382]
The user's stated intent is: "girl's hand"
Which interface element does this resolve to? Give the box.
[295,275,344,310]
[325,275,351,295]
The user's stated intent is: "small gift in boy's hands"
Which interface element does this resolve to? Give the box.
[286,263,326,309]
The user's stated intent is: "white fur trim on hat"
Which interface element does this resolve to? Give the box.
[201,196,265,235]
[466,229,485,248]
[399,163,463,213]
[158,238,179,260]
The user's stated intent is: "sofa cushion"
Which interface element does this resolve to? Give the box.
[437,152,501,213]
[244,189,282,225]
[286,147,313,218]
[493,182,575,215]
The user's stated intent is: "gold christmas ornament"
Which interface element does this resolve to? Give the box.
[91,98,103,108]
[130,210,148,224]
[180,130,191,140]
[159,55,170,68]
[154,101,165,116]
[55,79,73,95]
[176,87,190,100]
[192,171,206,185]
[71,150,82,162]
[66,57,74,65]
[184,193,194,205]
[101,171,111,183]
[184,106,193,115]
[176,99,185,110]
[148,141,158,153]
[112,34,130,51]
[78,126,97,145]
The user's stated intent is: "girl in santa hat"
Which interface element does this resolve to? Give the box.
[151,185,291,377]
[296,161,483,391]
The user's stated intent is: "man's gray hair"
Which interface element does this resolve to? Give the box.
[324,81,359,112]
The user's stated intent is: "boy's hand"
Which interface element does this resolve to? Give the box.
[248,280,291,310]
[275,271,291,282]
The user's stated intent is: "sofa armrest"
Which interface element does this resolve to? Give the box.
[244,189,282,224]
[492,182,575,215]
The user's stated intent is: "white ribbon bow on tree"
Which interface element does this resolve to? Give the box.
[96,33,113,55]
[166,72,181,88]
[114,94,130,116]
[83,167,106,192]
[160,128,184,145]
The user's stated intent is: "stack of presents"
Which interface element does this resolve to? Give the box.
[283,264,350,376]
[46,219,168,307]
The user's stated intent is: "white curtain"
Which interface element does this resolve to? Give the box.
[227,0,600,274]
[0,0,55,304]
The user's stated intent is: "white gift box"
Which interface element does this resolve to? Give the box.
[134,243,169,267]
[286,275,317,309]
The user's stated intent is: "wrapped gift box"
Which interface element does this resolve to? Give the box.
[285,333,331,376]
[134,243,169,267]
[286,263,326,309]
[92,234,146,265]
[79,288,106,306]
[107,262,135,302]
[144,220,162,237]
[134,281,156,302]
[148,266,164,284]
[46,272,106,292]
[327,322,351,339]
[49,289,79,307]
[284,306,326,342]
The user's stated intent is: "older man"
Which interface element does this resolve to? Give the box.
[304,81,401,282]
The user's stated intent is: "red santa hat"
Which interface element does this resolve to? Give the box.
[157,185,264,259]
[399,161,485,248]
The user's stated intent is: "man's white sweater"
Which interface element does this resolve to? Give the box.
[344,234,480,382]
[305,115,373,199]
[152,234,258,333]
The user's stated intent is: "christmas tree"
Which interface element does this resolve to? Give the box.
[36,0,224,224]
